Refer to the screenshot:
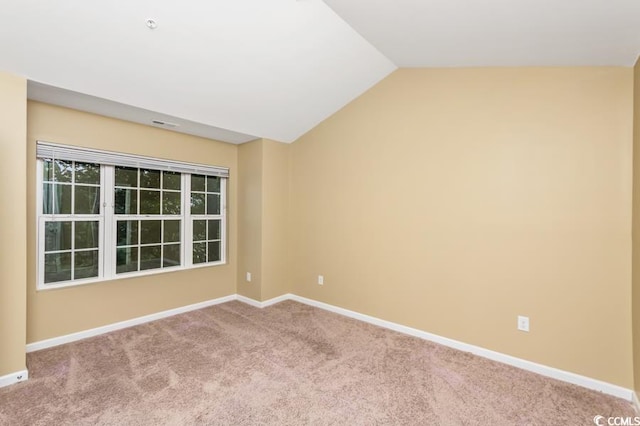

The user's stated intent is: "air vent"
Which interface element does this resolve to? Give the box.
[151,120,180,128]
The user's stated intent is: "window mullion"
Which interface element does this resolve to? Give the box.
[103,165,115,279]
[184,174,192,268]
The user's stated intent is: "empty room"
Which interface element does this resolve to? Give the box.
[1,0,640,424]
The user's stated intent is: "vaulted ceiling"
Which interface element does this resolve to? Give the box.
[1,0,639,143]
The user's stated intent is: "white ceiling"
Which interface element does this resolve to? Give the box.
[1,1,639,144]
[0,0,395,143]
[324,0,640,67]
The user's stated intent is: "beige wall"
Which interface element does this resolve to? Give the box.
[0,72,27,376]
[261,139,290,300]
[236,139,291,301]
[290,68,634,387]
[237,140,263,300]
[632,57,640,395]
[27,102,238,343]
[6,65,637,391]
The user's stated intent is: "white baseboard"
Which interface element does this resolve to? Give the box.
[23,291,634,402]
[26,294,237,353]
[236,294,264,308]
[237,294,290,308]
[261,294,291,307]
[281,294,634,402]
[0,369,28,388]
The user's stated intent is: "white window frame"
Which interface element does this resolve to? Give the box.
[36,161,106,287]
[36,142,228,290]
[188,174,227,267]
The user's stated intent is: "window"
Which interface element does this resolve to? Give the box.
[190,174,223,264]
[36,142,228,289]
[40,160,102,284]
[114,167,183,274]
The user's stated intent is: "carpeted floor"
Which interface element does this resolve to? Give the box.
[0,300,635,425]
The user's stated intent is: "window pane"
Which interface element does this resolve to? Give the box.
[75,162,100,184]
[74,186,100,214]
[45,184,72,214]
[44,221,72,252]
[191,175,205,192]
[117,221,138,246]
[43,160,54,182]
[75,221,99,249]
[208,220,221,240]
[140,169,160,188]
[207,176,220,193]
[207,193,220,215]
[74,250,99,279]
[164,220,180,243]
[162,192,181,215]
[193,220,206,241]
[193,242,206,264]
[208,241,221,262]
[115,167,138,187]
[54,160,72,183]
[191,193,205,215]
[163,171,181,190]
[140,190,160,214]
[44,252,72,283]
[115,188,138,215]
[163,244,181,267]
[116,247,138,273]
[140,245,161,270]
[43,183,53,214]
[140,220,161,244]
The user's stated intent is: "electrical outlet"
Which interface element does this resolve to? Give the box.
[318,275,324,285]
[517,315,530,332]
[246,272,252,282]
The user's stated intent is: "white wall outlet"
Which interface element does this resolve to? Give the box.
[246,272,252,282]
[318,275,324,285]
[517,315,530,332]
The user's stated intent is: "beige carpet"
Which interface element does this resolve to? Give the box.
[0,300,635,425]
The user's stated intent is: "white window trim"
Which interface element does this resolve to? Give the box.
[36,150,228,291]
